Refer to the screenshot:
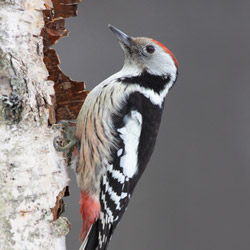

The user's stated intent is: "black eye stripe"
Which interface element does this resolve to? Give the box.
[146,45,155,54]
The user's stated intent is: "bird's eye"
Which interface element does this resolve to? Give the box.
[146,45,155,54]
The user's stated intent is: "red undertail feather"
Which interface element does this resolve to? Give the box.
[151,39,179,69]
[79,190,101,241]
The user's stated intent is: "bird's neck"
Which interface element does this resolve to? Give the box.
[118,70,172,95]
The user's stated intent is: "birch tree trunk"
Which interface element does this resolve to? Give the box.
[0,0,85,249]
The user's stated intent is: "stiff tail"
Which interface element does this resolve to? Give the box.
[79,221,99,250]
[80,219,113,250]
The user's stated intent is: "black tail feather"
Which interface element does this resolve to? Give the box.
[80,218,114,250]
[81,220,98,250]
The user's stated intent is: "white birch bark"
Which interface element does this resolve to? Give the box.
[0,0,70,249]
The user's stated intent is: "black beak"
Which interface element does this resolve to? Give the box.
[108,24,133,48]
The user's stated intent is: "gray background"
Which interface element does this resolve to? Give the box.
[55,0,250,249]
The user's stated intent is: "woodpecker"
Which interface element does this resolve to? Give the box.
[75,25,178,250]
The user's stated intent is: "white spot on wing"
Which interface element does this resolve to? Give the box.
[101,190,114,221]
[100,212,105,230]
[117,149,123,157]
[117,110,142,178]
[121,192,127,199]
[107,164,125,183]
[103,173,126,210]
[107,187,122,210]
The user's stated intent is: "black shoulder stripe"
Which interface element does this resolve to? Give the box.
[118,70,171,94]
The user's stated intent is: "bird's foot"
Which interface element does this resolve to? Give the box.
[53,120,80,152]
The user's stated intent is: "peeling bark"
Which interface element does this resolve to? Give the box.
[0,0,85,249]
[42,0,88,122]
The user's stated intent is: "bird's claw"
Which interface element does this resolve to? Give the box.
[53,120,80,152]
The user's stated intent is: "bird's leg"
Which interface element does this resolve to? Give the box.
[53,120,80,152]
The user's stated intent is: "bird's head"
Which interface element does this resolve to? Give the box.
[109,24,178,79]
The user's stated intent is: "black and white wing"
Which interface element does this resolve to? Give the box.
[82,90,164,250]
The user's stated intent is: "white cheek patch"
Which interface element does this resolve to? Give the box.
[117,110,142,178]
